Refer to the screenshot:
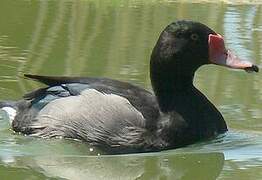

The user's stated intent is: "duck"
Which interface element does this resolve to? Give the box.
[0,20,259,154]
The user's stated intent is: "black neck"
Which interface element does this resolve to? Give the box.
[150,57,195,112]
[150,56,227,146]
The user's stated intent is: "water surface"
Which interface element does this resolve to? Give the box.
[0,0,261,179]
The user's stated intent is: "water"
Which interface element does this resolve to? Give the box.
[0,0,261,179]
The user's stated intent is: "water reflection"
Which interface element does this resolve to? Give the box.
[0,152,224,180]
[0,164,58,180]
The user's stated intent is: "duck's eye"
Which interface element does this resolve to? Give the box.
[190,33,199,41]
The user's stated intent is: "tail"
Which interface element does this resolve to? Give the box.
[0,101,17,124]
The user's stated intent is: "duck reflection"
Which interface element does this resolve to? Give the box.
[5,151,224,180]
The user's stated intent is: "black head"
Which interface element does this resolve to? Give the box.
[151,20,258,83]
[151,20,216,75]
[150,20,258,111]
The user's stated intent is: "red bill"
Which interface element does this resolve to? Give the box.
[208,34,259,73]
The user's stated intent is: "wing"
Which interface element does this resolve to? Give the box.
[23,74,160,128]
[31,89,151,153]
[13,75,160,135]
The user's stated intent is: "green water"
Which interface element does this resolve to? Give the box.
[0,0,261,179]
